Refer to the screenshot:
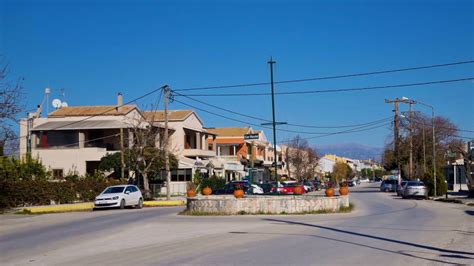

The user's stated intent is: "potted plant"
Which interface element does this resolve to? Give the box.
[233,184,244,199]
[202,186,212,196]
[325,180,335,197]
[339,182,349,196]
[186,182,197,197]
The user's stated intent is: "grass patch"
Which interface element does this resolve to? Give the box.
[179,203,354,216]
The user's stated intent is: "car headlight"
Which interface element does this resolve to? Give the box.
[112,196,119,200]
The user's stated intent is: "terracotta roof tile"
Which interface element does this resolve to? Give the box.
[206,127,252,137]
[48,105,136,117]
[143,110,194,122]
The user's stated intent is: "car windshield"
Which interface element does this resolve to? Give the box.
[102,186,125,194]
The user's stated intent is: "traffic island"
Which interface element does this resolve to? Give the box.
[183,195,350,215]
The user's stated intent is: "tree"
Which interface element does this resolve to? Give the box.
[332,162,352,184]
[0,59,24,156]
[286,135,320,180]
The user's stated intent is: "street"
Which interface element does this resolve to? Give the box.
[1,183,473,266]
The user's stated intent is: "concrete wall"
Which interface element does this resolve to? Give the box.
[186,195,349,214]
[30,148,115,175]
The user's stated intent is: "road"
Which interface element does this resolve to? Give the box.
[1,183,473,265]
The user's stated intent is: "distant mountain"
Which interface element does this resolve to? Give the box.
[315,143,383,161]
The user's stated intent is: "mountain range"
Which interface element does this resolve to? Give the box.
[315,143,384,161]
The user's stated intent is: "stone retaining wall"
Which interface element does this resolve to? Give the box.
[186,195,350,214]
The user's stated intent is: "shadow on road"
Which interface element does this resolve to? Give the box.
[258,218,474,264]
[465,210,474,216]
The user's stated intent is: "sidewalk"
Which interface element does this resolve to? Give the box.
[433,191,474,206]
[15,198,186,214]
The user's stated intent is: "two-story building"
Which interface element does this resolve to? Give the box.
[19,97,148,177]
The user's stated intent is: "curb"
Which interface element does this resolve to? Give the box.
[16,200,186,214]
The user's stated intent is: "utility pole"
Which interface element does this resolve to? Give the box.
[269,58,278,184]
[120,127,125,180]
[409,101,414,180]
[163,85,171,200]
[385,98,401,183]
[422,120,427,175]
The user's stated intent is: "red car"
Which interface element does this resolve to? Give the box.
[271,183,306,195]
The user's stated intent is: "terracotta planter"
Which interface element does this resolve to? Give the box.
[294,186,304,195]
[339,186,349,196]
[234,189,244,199]
[325,187,335,197]
[187,189,197,197]
[202,186,212,196]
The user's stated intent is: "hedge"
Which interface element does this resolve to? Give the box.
[0,179,125,209]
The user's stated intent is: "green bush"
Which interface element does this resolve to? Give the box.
[421,170,448,196]
[199,176,226,194]
[0,179,126,209]
[0,155,50,181]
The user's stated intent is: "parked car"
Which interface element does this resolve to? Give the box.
[402,181,428,199]
[274,183,306,195]
[397,181,408,196]
[359,178,370,183]
[380,179,398,192]
[94,185,143,209]
[215,182,264,195]
[347,180,356,187]
[302,181,315,192]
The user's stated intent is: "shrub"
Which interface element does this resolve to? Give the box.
[0,179,126,209]
[421,170,448,196]
[199,176,225,194]
[0,155,50,181]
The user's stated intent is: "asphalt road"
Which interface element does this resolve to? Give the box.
[1,183,473,266]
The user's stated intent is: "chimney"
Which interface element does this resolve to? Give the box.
[117,92,123,112]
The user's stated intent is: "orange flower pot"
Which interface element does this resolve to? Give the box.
[325,187,335,197]
[234,189,244,199]
[202,186,212,196]
[187,189,197,197]
[339,187,349,196]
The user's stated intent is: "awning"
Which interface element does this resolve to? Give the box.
[32,120,131,131]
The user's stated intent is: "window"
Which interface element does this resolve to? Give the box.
[171,169,192,181]
[53,169,63,179]
[125,186,133,193]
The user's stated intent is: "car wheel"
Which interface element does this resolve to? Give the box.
[120,199,125,209]
[137,198,143,209]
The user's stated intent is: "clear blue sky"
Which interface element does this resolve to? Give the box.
[1,0,473,148]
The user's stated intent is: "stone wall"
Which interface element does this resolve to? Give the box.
[186,195,350,214]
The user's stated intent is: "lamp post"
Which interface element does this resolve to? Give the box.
[417,101,437,197]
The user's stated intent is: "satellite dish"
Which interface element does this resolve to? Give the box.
[61,102,68,108]
[52,99,62,109]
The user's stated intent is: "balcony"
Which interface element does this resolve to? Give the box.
[182,149,216,158]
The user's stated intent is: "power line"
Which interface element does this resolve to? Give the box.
[172,89,393,129]
[172,97,391,135]
[174,60,474,92]
[178,77,474,97]
[278,122,392,144]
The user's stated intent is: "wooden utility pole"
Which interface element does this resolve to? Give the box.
[409,101,414,180]
[163,85,171,200]
[385,98,401,182]
[120,128,125,180]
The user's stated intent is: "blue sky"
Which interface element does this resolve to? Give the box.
[1,0,473,148]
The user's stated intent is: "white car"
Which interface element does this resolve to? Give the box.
[250,184,264,194]
[94,185,143,209]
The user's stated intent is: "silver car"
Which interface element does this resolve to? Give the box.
[402,181,428,199]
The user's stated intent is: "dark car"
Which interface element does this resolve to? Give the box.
[380,179,398,192]
[215,182,250,195]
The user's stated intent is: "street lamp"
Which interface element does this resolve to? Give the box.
[416,101,437,197]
